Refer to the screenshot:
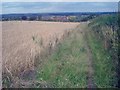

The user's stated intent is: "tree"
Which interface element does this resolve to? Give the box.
[21,16,27,20]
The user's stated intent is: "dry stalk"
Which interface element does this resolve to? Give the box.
[5,65,13,79]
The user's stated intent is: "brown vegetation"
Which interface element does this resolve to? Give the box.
[2,21,79,82]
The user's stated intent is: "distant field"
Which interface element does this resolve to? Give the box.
[2,21,79,77]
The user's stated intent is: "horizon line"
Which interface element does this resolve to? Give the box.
[1,11,117,15]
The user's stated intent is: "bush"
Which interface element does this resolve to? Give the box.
[88,14,119,87]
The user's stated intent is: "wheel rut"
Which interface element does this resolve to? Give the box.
[82,28,97,88]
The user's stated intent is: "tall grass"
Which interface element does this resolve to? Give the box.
[86,29,116,87]
[36,27,89,88]
[86,14,118,87]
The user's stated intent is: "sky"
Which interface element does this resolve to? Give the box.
[1,2,118,14]
[1,0,119,2]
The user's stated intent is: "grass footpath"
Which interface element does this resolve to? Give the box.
[36,24,89,88]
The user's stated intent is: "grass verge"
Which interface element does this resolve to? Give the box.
[85,25,117,88]
[36,26,89,88]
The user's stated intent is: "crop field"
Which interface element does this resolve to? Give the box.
[1,1,118,88]
[2,21,79,77]
[2,15,117,88]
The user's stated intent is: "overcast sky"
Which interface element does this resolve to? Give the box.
[1,0,119,2]
[1,2,118,14]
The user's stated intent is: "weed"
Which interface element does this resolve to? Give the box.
[32,35,43,47]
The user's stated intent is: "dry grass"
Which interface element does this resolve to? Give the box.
[2,21,79,87]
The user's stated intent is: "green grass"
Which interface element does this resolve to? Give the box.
[89,14,118,28]
[87,14,118,87]
[35,22,117,88]
[36,29,89,88]
[86,27,116,88]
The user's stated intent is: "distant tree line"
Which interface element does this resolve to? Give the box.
[2,15,42,21]
[2,14,98,22]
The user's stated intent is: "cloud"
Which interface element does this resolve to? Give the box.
[1,2,118,14]
[1,0,119,2]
